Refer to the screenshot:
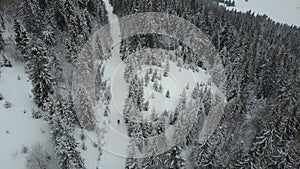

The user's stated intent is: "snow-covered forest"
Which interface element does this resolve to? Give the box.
[0,0,299,169]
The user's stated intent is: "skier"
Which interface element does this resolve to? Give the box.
[117,119,120,125]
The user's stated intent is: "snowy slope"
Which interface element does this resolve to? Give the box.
[0,60,56,169]
[80,0,225,168]
[79,0,129,169]
[223,0,300,26]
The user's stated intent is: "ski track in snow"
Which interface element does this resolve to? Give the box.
[94,0,225,168]
[89,0,225,168]
[97,0,128,168]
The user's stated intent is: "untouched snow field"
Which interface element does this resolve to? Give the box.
[0,60,56,169]
[224,0,300,27]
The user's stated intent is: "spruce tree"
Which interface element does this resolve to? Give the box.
[14,19,29,59]
[166,90,170,98]
[52,113,85,169]
[169,146,185,169]
[76,85,97,131]
[163,60,170,77]
[63,93,78,127]
[0,16,4,51]
[104,105,109,117]
[27,42,53,109]
[143,100,149,111]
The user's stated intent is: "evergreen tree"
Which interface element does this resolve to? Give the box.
[0,15,4,51]
[163,60,170,77]
[189,126,226,168]
[14,19,29,59]
[63,93,78,127]
[153,80,159,92]
[42,26,54,46]
[52,113,85,169]
[76,85,97,131]
[171,90,186,123]
[27,42,53,109]
[48,95,86,169]
[143,100,149,111]
[158,83,163,93]
[104,105,109,117]
[144,70,150,87]
[126,139,140,169]
[151,69,158,82]
[169,146,185,169]
[166,90,170,98]
[191,82,200,99]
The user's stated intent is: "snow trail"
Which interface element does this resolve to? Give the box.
[98,0,129,168]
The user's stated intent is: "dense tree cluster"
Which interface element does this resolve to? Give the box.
[1,0,299,168]
[1,0,109,168]
[110,0,300,168]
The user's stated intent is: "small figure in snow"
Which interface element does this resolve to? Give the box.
[117,119,120,125]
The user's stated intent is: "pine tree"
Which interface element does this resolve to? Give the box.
[137,79,144,111]
[186,83,189,90]
[48,96,86,169]
[103,85,112,105]
[143,100,149,111]
[169,146,185,169]
[151,69,158,82]
[14,19,29,59]
[166,90,170,98]
[153,80,159,92]
[63,93,78,127]
[27,42,54,109]
[126,139,140,169]
[189,126,226,168]
[52,114,85,169]
[126,75,144,112]
[172,90,186,123]
[126,157,139,169]
[0,15,4,51]
[76,85,97,131]
[164,60,170,77]
[144,70,150,87]
[42,26,54,46]
[191,82,200,99]
[158,83,163,93]
[104,105,109,117]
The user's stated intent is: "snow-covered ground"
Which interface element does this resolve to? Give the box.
[80,0,129,168]
[80,0,225,168]
[0,60,56,169]
[223,0,300,26]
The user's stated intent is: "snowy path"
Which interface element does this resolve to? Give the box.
[97,0,129,168]
[95,1,226,168]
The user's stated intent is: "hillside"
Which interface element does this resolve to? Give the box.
[0,0,299,169]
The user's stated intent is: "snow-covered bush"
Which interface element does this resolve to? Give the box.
[4,100,12,108]
[166,90,170,98]
[82,142,87,151]
[32,110,42,119]
[25,144,50,169]
[2,55,12,67]
[21,145,28,154]
[80,131,86,141]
